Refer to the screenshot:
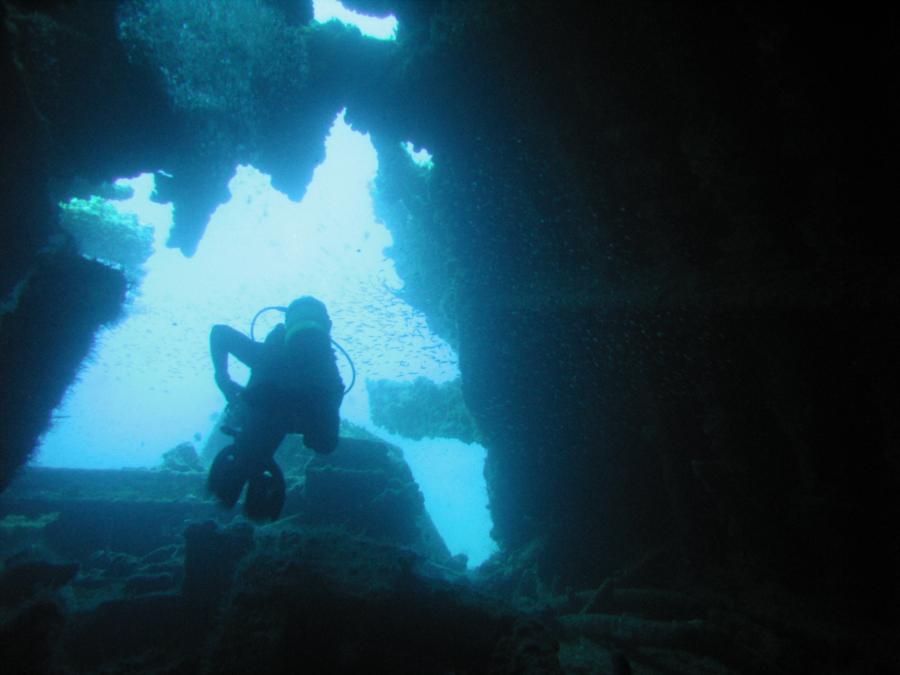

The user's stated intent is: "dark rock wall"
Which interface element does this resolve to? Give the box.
[0,250,126,491]
[357,0,900,621]
[0,1,54,296]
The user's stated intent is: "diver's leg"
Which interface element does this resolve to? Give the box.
[301,393,341,455]
[236,412,285,474]
[207,407,283,510]
[239,409,289,520]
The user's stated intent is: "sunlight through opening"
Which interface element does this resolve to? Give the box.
[312,0,398,40]
[37,111,496,566]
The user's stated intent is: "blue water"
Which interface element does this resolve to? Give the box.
[37,112,496,566]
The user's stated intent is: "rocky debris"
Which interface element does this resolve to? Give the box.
[0,558,78,606]
[550,572,899,675]
[0,497,892,673]
[123,572,177,596]
[203,522,559,674]
[160,442,204,473]
[491,617,563,674]
[0,600,65,673]
[367,376,479,443]
[182,520,254,614]
[304,438,426,545]
[0,555,77,672]
[62,592,188,671]
[0,515,562,673]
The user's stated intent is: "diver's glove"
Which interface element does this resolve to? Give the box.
[215,371,244,404]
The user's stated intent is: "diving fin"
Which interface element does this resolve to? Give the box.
[207,445,250,508]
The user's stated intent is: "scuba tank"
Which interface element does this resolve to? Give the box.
[218,304,356,438]
[250,305,356,396]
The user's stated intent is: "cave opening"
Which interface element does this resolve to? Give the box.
[36,111,497,567]
[312,0,398,40]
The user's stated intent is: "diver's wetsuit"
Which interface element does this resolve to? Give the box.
[208,321,344,519]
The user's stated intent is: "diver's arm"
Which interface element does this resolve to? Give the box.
[210,325,263,402]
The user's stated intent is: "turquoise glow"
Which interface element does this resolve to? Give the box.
[402,141,434,169]
[36,112,496,567]
[312,0,398,40]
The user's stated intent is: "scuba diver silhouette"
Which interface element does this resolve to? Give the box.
[207,296,348,521]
